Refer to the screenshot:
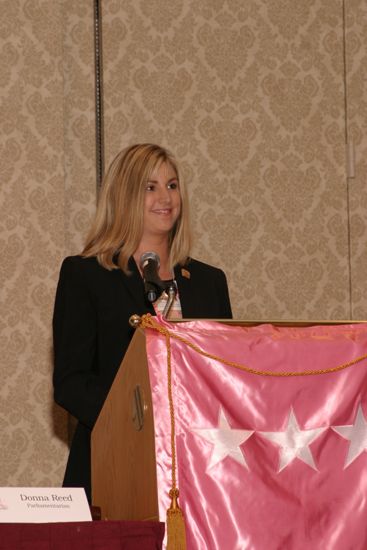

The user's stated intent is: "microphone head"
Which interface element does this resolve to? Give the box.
[140,251,163,303]
[140,251,160,269]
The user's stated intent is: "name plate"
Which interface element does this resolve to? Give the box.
[0,488,92,523]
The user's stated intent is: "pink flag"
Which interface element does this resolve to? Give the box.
[145,318,367,550]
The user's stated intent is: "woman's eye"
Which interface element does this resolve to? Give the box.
[168,182,178,190]
[146,184,155,191]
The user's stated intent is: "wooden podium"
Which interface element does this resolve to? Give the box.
[91,326,159,521]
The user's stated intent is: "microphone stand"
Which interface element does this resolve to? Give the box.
[162,282,177,319]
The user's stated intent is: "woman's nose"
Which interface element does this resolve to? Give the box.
[157,185,170,203]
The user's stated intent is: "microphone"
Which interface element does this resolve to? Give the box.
[140,252,165,303]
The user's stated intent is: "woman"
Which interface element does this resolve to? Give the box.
[53,143,232,502]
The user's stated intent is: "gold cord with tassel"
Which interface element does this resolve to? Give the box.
[140,314,187,550]
[139,314,367,378]
[167,488,186,550]
[164,318,186,550]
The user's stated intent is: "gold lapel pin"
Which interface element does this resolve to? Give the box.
[181,268,191,279]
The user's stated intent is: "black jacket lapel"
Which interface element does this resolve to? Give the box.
[119,257,155,315]
[175,263,199,318]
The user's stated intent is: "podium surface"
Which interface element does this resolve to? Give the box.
[92,327,158,521]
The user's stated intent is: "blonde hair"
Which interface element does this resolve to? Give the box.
[82,143,192,273]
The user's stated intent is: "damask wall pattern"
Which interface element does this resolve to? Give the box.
[346,0,367,320]
[63,0,96,255]
[0,0,366,489]
[0,0,95,487]
[102,0,352,321]
[0,0,68,487]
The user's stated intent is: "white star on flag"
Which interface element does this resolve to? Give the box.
[332,403,367,468]
[259,408,327,472]
[192,407,254,470]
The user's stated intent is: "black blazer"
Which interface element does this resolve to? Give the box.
[53,255,232,501]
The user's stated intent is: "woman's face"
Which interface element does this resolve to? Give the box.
[142,161,181,239]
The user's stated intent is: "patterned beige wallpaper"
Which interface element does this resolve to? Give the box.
[0,0,95,487]
[63,1,96,255]
[0,0,366,488]
[346,0,367,319]
[0,0,68,486]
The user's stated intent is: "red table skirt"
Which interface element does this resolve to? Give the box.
[0,520,165,549]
